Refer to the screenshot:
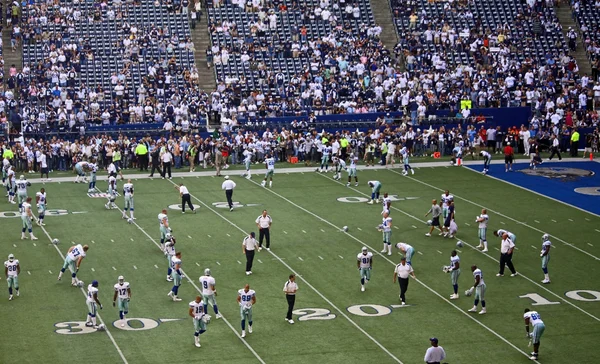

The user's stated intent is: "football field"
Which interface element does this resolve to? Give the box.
[1,162,599,364]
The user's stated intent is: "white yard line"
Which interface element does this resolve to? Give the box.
[175,181,404,364]
[327,173,600,323]
[389,169,600,262]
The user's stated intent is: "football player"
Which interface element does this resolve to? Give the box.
[242,148,253,179]
[479,151,491,174]
[199,268,222,318]
[85,280,103,328]
[105,173,118,209]
[58,244,89,286]
[122,179,135,220]
[400,146,414,176]
[395,242,415,265]
[113,276,131,327]
[380,211,393,255]
[381,193,391,215]
[441,190,454,220]
[6,166,16,204]
[74,161,89,183]
[448,250,460,299]
[158,209,170,251]
[164,233,176,282]
[357,247,373,292]
[467,265,486,315]
[332,156,346,181]
[167,252,183,302]
[524,308,546,360]
[367,180,382,204]
[87,160,98,193]
[4,253,20,300]
[540,234,552,284]
[21,197,37,240]
[35,188,47,226]
[476,209,489,252]
[16,175,31,211]
[189,296,207,348]
[317,142,332,173]
[237,284,256,338]
[261,153,275,188]
[493,229,516,243]
[346,153,359,187]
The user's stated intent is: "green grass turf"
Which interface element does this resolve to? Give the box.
[0,167,599,364]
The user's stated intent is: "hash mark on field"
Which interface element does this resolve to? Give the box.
[27,271,31,275]
[465,222,470,226]
[456,249,462,253]
[237,260,242,265]
[133,265,137,270]
[318,256,324,260]
[417,251,423,255]
[130,238,134,241]
[258,259,263,264]
[514,247,519,250]
[569,218,574,222]
[320,229,325,232]
[302,230,307,233]
[534,220,540,224]
[195,262,200,266]
[437,250,442,254]
[585,218,591,221]
[283,231,288,234]
[595,229,600,233]
[112,267,117,270]
[298,257,304,261]
[33,242,36,246]
[411,225,417,229]
[48,270,52,274]
[589,243,594,247]
[188,235,192,239]
[91,240,95,244]
[216,262,221,266]
[154,265,159,269]
[551,219,557,223]
[357,227,362,231]
[494,247,500,251]
[394,226,399,229]
[207,235,212,238]
[12,244,16,248]
[500,221,506,225]
[226,233,231,237]
[338,255,344,259]
[91,268,95,272]
[111,239,115,242]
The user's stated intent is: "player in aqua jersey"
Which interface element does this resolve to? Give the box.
[346,153,359,187]
[158,209,170,251]
[35,188,47,226]
[356,247,373,292]
[164,233,176,282]
[400,146,414,176]
[122,179,135,220]
[242,149,253,179]
[467,265,486,315]
[524,308,546,360]
[6,167,16,204]
[85,280,102,328]
[167,252,183,302]
[261,154,275,188]
[20,197,37,241]
[395,242,414,264]
[199,268,222,318]
[476,209,489,252]
[105,174,118,209]
[540,234,552,284]
[74,161,89,183]
[318,142,332,173]
[447,250,461,300]
[4,253,20,300]
[113,276,131,327]
[367,180,382,204]
[237,284,256,338]
[189,296,208,348]
[87,161,98,193]
[379,211,393,255]
[479,150,491,174]
[493,229,516,243]
[16,175,31,211]
[58,244,89,286]
[332,156,346,181]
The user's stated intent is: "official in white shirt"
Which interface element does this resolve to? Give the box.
[221,176,237,211]
[242,232,258,275]
[283,274,298,324]
[161,148,173,179]
[393,257,415,305]
[498,233,517,277]
[176,183,196,214]
[424,337,446,364]
[255,210,272,251]
[548,134,562,161]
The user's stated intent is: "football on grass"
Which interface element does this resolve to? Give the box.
[456,241,464,248]
[52,238,59,245]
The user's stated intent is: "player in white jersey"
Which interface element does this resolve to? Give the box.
[445,250,460,299]
[113,276,131,327]
[58,244,89,286]
[16,175,31,211]
[493,229,516,243]
[74,161,89,183]
[261,154,275,188]
[2,157,10,185]
[189,296,208,348]
[85,280,103,328]
[35,188,47,226]
[400,146,414,175]
[467,265,486,314]
[540,234,552,284]
[367,180,382,204]
[242,149,254,179]
[524,308,546,360]
[395,242,415,264]
[381,192,392,215]
[167,252,183,302]
[7,167,16,204]
[4,254,20,300]
[479,151,491,174]
[121,179,135,220]
[332,157,346,181]
[158,209,171,251]
[318,143,332,173]
[105,175,118,209]
[87,161,98,193]
[237,284,256,338]
[357,247,373,292]
[378,211,393,255]
[199,268,222,318]
[20,197,37,240]
[346,153,359,187]
[441,190,454,219]
[476,209,489,252]
[164,233,176,282]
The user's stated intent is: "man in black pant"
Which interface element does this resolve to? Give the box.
[393,257,415,305]
[161,148,173,179]
[255,210,272,251]
[149,146,161,177]
[176,183,196,214]
[548,134,562,161]
[221,176,236,211]
[497,232,517,277]
[283,274,298,324]
[242,232,257,275]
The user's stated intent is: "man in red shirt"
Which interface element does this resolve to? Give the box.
[504,143,514,172]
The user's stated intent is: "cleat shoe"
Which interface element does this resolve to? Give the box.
[468,307,478,312]
[541,279,550,284]
[479,308,487,315]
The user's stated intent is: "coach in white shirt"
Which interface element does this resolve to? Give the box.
[393,257,415,305]
[161,148,173,179]
[242,232,258,275]
[255,210,272,251]
[424,337,446,364]
[221,176,237,211]
[498,233,517,277]
[177,183,196,214]
[283,274,298,324]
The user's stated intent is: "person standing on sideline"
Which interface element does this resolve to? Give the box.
[176,183,196,214]
[283,274,298,324]
[149,144,161,177]
[524,308,546,361]
[467,265,486,314]
[540,234,552,283]
[393,257,415,305]
[424,337,446,364]
[215,147,224,176]
[221,176,236,211]
[447,250,461,299]
[237,284,256,338]
[357,247,373,292]
[497,232,517,277]
[242,232,258,275]
[504,142,514,172]
[255,210,272,251]
[548,134,562,161]
[570,128,580,157]
[161,147,173,179]
[424,199,443,237]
